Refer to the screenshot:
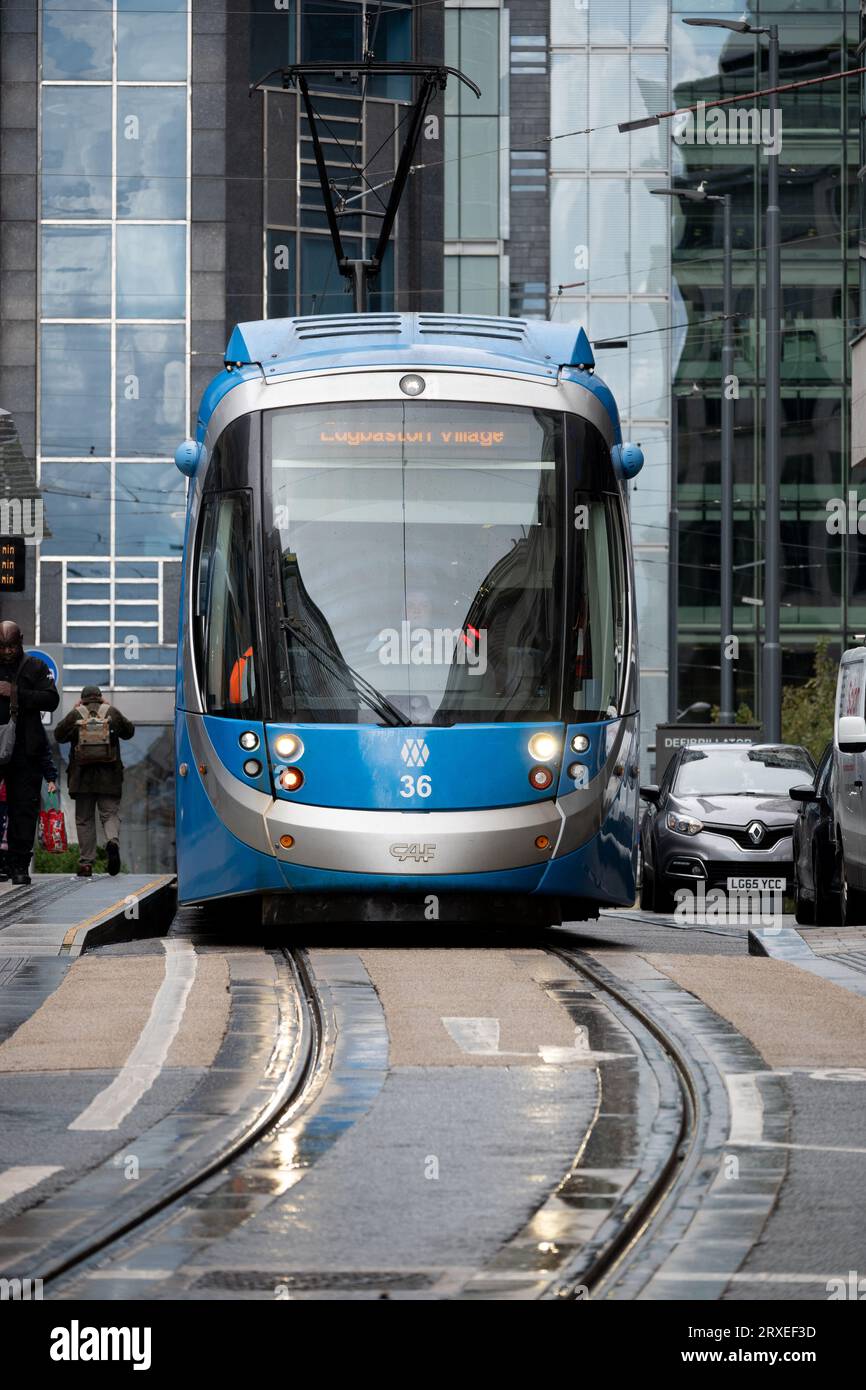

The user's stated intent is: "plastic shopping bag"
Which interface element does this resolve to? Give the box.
[38,791,68,854]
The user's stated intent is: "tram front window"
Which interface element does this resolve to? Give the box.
[265,400,619,725]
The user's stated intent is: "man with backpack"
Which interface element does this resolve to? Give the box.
[0,620,61,886]
[54,685,135,878]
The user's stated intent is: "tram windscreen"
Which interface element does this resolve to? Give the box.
[264,401,617,725]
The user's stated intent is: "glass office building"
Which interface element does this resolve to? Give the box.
[672,3,861,717]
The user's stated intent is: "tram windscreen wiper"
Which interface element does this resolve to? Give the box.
[279,618,412,728]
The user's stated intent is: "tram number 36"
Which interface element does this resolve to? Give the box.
[400,774,432,798]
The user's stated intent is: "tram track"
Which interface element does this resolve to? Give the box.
[543,944,704,1300]
[37,947,326,1293]
[25,932,752,1301]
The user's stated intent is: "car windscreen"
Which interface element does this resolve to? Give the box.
[673,746,814,797]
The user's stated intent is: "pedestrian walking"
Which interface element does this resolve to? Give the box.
[54,686,135,878]
[0,621,61,886]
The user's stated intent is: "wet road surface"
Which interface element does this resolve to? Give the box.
[0,902,864,1300]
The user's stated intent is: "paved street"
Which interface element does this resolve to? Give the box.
[1,879,864,1306]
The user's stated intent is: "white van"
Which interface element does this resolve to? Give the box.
[832,646,866,922]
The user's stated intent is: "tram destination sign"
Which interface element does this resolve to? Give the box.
[654,723,764,781]
[0,536,25,592]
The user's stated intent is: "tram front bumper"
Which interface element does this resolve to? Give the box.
[263,797,564,875]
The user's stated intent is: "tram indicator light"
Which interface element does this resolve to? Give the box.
[529,766,554,791]
[0,537,25,592]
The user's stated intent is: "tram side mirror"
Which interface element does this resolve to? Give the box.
[175,439,205,478]
[611,442,644,479]
[838,715,866,753]
[640,784,660,805]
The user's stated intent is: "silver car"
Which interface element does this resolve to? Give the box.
[639,743,815,912]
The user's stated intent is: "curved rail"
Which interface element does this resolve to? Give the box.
[40,948,324,1289]
[547,945,703,1299]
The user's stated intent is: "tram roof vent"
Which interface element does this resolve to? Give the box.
[418,314,527,343]
[291,315,403,342]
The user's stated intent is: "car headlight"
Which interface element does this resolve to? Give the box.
[666,811,703,836]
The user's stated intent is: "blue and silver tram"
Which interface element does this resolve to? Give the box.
[173,313,644,926]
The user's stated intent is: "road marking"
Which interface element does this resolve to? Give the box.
[655,1271,840,1284]
[725,1072,764,1144]
[441,1017,503,1054]
[440,1017,628,1062]
[69,939,197,1132]
[0,1164,62,1205]
[730,1139,866,1155]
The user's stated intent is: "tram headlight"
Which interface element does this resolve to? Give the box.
[570,733,590,753]
[528,732,560,762]
[274,733,304,760]
[243,759,262,778]
[279,766,304,792]
[529,765,554,791]
[239,731,259,751]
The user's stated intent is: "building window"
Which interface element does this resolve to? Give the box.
[510,34,547,78]
[38,1,191,693]
[445,8,501,241]
[444,256,500,316]
[511,151,547,194]
[510,281,548,320]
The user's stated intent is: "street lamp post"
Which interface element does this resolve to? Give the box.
[720,191,735,723]
[652,184,734,722]
[764,24,782,743]
[684,17,782,739]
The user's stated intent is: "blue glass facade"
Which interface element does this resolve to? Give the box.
[37,0,190,693]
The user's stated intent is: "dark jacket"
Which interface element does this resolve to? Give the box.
[40,732,58,785]
[0,655,61,760]
[54,702,135,798]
